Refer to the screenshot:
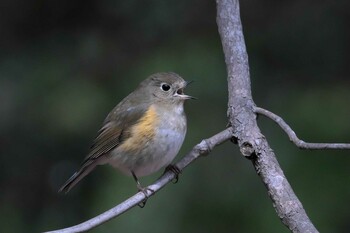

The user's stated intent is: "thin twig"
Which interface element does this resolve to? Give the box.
[255,107,350,150]
[43,128,233,233]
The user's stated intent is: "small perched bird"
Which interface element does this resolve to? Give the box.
[59,72,193,196]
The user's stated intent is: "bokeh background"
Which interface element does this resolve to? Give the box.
[1,0,350,232]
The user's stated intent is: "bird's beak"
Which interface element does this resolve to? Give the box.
[175,80,197,100]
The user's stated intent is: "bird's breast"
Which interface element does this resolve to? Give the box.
[109,103,187,177]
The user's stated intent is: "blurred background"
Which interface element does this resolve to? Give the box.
[1,0,350,232]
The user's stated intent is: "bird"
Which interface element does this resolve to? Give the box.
[59,72,193,200]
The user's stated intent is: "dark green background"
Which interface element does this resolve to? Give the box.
[1,0,349,232]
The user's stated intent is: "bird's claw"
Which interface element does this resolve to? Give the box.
[137,186,154,208]
[165,164,181,184]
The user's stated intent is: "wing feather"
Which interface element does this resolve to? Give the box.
[82,103,149,165]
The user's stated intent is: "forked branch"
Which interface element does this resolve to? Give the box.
[216,0,319,232]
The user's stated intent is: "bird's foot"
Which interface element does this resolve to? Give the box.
[137,184,154,208]
[165,164,182,184]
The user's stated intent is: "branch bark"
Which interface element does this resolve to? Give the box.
[216,0,319,232]
[43,128,233,233]
[255,107,350,150]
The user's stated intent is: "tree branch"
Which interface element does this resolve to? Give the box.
[255,107,350,150]
[43,128,233,233]
[216,0,319,232]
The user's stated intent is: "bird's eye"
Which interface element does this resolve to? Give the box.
[161,83,171,91]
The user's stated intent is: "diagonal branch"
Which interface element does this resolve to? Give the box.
[216,0,319,232]
[43,128,233,233]
[255,107,350,150]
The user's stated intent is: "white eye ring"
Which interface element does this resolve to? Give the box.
[160,83,171,91]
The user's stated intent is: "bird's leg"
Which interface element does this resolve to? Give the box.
[131,171,154,208]
[164,164,181,184]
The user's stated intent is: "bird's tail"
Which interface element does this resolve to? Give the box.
[59,162,97,193]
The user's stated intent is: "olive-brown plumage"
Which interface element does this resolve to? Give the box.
[59,72,192,193]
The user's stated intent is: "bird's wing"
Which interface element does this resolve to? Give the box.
[82,103,149,165]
